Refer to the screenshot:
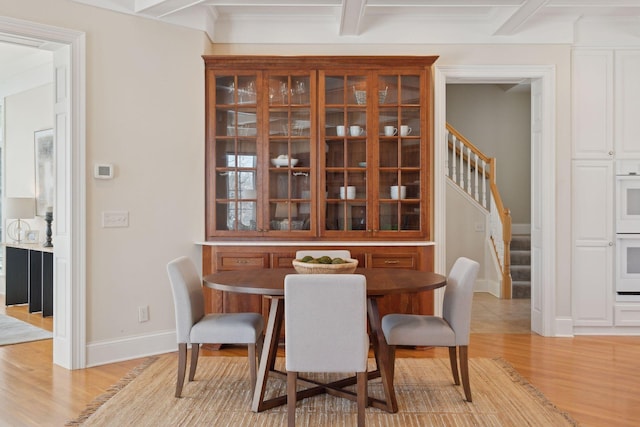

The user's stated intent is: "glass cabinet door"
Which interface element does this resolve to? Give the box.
[322,73,369,234]
[320,71,426,237]
[265,72,315,234]
[209,72,260,235]
[377,74,423,233]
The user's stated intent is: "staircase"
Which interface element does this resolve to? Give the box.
[510,234,531,299]
[446,124,512,298]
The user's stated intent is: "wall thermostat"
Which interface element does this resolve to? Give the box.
[94,163,114,179]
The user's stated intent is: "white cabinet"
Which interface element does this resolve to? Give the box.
[615,50,640,159]
[572,49,613,159]
[571,48,640,331]
[572,48,640,160]
[572,161,614,327]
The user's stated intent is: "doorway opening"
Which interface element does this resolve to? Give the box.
[434,65,557,336]
[0,17,86,368]
[446,82,531,331]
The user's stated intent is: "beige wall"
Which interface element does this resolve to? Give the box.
[2,0,573,361]
[445,182,489,284]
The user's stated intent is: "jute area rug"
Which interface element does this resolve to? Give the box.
[0,314,52,346]
[67,355,578,426]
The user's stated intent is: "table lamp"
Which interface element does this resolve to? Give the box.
[6,197,35,243]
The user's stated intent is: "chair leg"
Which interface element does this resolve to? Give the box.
[247,343,257,392]
[287,371,298,427]
[459,345,472,402]
[176,343,187,397]
[448,346,460,385]
[388,344,397,384]
[356,371,367,427]
[256,334,264,363]
[188,343,200,381]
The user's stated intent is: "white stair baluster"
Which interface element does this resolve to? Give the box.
[482,159,487,208]
[467,147,472,195]
[447,134,457,180]
[445,130,450,178]
[459,139,464,188]
[451,134,457,184]
[474,152,479,203]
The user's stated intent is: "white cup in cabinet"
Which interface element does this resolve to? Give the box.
[390,185,406,200]
[340,186,356,199]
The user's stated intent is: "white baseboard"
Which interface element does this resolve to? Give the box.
[554,317,575,337]
[512,224,531,235]
[86,330,176,367]
[573,326,640,335]
[473,279,500,297]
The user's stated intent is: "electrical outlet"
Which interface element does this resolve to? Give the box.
[138,305,149,322]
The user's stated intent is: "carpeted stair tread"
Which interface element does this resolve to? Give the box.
[513,282,532,299]
[511,250,531,264]
[511,265,531,281]
[511,235,531,251]
[511,234,531,299]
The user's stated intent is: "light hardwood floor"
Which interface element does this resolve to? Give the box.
[1,293,639,426]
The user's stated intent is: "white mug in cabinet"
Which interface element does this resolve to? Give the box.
[336,125,346,136]
[400,125,412,136]
[390,185,406,200]
[340,186,356,199]
[350,125,364,136]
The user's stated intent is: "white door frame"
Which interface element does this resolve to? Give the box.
[433,65,557,336]
[0,16,86,368]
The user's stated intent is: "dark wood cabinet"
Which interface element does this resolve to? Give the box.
[203,56,437,241]
[5,244,54,317]
[202,56,438,323]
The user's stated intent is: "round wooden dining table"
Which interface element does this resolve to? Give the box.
[203,267,446,414]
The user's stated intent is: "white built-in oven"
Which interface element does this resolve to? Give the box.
[617,234,640,300]
[616,160,640,233]
[616,160,640,301]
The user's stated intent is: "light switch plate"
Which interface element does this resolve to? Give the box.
[102,211,129,228]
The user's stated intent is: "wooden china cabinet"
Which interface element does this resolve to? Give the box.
[202,56,438,322]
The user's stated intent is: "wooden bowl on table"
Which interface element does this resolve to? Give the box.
[292,258,358,274]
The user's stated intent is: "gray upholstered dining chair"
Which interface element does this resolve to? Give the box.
[295,249,352,259]
[381,257,479,402]
[166,256,264,398]
[284,273,368,427]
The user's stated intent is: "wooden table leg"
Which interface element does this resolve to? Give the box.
[367,297,398,413]
[251,296,284,412]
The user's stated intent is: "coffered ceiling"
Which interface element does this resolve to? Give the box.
[71,0,640,44]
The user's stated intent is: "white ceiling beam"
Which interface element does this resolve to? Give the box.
[135,0,206,18]
[493,0,550,36]
[340,0,367,35]
[135,0,163,12]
